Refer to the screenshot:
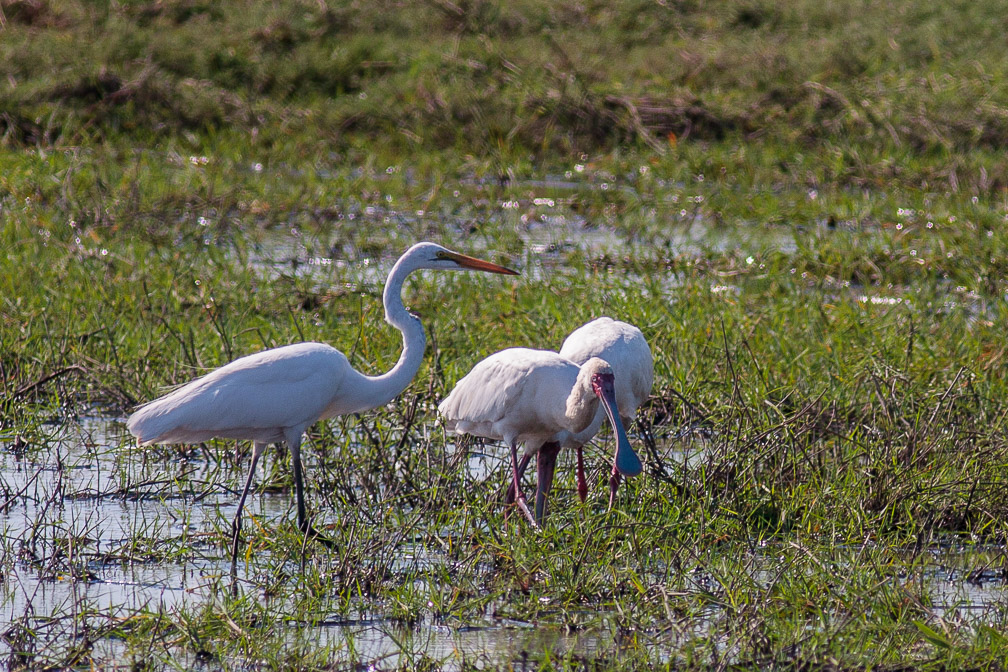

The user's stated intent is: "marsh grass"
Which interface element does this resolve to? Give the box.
[5,197,1008,662]
[5,212,1008,668]
[4,0,1008,669]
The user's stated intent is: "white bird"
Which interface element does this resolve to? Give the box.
[438,348,642,526]
[559,317,653,507]
[504,318,653,508]
[127,242,517,573]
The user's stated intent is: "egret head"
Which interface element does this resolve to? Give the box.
[406,242,518,275]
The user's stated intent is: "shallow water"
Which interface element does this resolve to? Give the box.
[2,417,248,622]
[238,189,803,293]
[3,415,1005,668]
[0,426,647,668]
[236,201,1007,335]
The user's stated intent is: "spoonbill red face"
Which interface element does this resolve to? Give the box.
[590,370,643,479]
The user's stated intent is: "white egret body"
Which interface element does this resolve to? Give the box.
[127,242,517,572]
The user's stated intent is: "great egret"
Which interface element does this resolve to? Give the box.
[438,348,642,526]
[127,242,517,572]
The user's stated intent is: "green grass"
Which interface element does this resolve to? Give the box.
[4,0,1008,669]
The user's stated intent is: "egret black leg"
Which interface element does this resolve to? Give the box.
[290,439,308,532]
[288,438,337,549]
[231,442,266,577]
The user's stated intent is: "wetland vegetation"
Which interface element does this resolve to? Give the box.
[3,0,1008,669]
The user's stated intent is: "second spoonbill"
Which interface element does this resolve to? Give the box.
[438,348,642,526]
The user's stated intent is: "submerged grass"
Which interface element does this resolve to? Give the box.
[3,0,1008,669]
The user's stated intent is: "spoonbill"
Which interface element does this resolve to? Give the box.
[503,318,653,508]
[127,242,517,572]
[559,317,653,506]
[438,348,642,526]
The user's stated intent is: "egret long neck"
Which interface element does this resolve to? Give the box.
[353,255,426,410]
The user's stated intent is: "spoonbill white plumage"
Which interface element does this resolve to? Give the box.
[502,318,653,509]
[438,348,642,526]
[558,317,653,507]
[127,242,517,572]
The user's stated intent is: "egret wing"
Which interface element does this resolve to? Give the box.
[128,342,352,444]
